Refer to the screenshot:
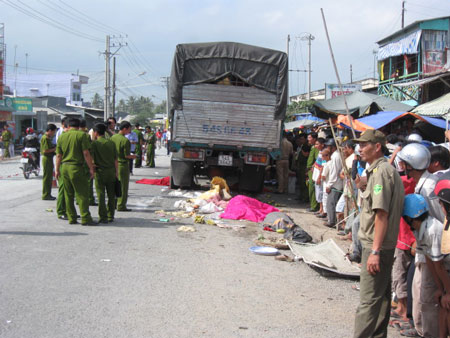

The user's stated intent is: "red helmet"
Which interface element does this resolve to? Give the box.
[26,127,34,134]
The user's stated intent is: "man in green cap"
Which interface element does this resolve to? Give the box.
[1,124,12,158]
[111,121,136,212]
[144,126,156,168]
[353,129,404,338]
[133,123,144,168]
[55,118,97,226]
[40,124,57,200]
[91,123,118,223]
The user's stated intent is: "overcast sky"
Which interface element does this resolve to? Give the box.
[2,0,449,103]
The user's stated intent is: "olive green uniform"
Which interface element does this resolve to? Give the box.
[354,157,404,338]
[56,130,66,218]
[133,128,144,168]
[111,134,131,211]
[92,136,117,222]
[306,146,319,210]
[144,132,156,167]
[2,129,12,158]
[296,145,309,203]
[40,134,55,199]
[56,129,93,224]
[82,131,96,205]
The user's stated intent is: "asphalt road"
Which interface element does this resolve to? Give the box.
[0,148,401,338]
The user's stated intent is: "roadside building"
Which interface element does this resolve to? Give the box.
[5,73,89,106]
[376,16,450,104]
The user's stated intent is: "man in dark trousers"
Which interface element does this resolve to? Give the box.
[40,124,57,200]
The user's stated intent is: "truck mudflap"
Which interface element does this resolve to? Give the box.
[170,158,194,187]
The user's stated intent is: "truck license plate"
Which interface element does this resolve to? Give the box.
[218,155,233,166]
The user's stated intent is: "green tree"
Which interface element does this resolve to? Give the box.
[286,100,315,122]
[91,93,104,109]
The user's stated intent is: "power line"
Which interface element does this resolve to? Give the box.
[1,0,103,42]
[57,0,125,35]
[37,0,112,35]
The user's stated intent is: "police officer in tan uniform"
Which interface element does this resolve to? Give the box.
[276,131,293,193]
[353,130,405,338]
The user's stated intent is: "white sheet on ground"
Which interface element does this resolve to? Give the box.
[288,239,360,277]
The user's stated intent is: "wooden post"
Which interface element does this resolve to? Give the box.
[321,8,357,139]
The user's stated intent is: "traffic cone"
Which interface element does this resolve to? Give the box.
[52,171,58,188]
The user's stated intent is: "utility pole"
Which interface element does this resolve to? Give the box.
[300,33,315,101]
[25,53,28,75]
[161,76,170,128]
[104,35,111,121]
[350,64,353,83]
[13,45,17,96]
[373,50,378,79]
[112,56,116,119]
[286,34,290,103]
[401,0,405,29]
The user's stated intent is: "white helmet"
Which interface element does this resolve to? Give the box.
[407,133,423,143]
[397,143,431,170]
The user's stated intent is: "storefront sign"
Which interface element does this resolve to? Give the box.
[10,97,33,112]
[0,111,12,121]
[325,83,362,99]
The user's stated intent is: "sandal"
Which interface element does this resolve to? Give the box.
[389,318,412,330]
[400,328,420,337]
[390,310,402,319]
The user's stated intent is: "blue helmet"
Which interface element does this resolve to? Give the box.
[403,194,429,219]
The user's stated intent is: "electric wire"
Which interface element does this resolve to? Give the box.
[1,0,103,42]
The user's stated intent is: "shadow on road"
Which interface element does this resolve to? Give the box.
[0,231,87,236]
[106,217,178,229]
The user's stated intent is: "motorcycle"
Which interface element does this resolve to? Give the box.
[20,149,40,179]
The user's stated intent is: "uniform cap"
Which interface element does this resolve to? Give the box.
[354,129,386,145]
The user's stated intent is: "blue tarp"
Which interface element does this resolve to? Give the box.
[357,111,447,130]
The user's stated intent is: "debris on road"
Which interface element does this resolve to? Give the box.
[288,239,360,277]
[177,226,196,232]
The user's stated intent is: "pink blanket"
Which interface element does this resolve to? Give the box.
[136,176,170,186]
[220,195,279,223]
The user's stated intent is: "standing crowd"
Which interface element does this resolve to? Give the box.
[278,125,450,338]
[40,117,164,226]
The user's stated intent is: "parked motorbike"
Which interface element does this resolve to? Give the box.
[20,149,40,179]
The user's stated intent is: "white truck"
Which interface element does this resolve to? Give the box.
[168,42,288,192]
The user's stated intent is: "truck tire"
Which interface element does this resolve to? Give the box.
[239,164,265,193]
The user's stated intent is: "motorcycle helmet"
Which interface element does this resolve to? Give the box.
[26,127,34,134]
[403,194,428,219]
[433,172,450,205]
[397,143,431,170]
[407,133,423,143]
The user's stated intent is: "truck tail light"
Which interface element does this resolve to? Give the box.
[183,149,204,160]
[246,152,268,165]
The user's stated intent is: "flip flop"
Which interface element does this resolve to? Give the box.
[389,318,412,330]
[400,328,420,337]
[390,310,402,319]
